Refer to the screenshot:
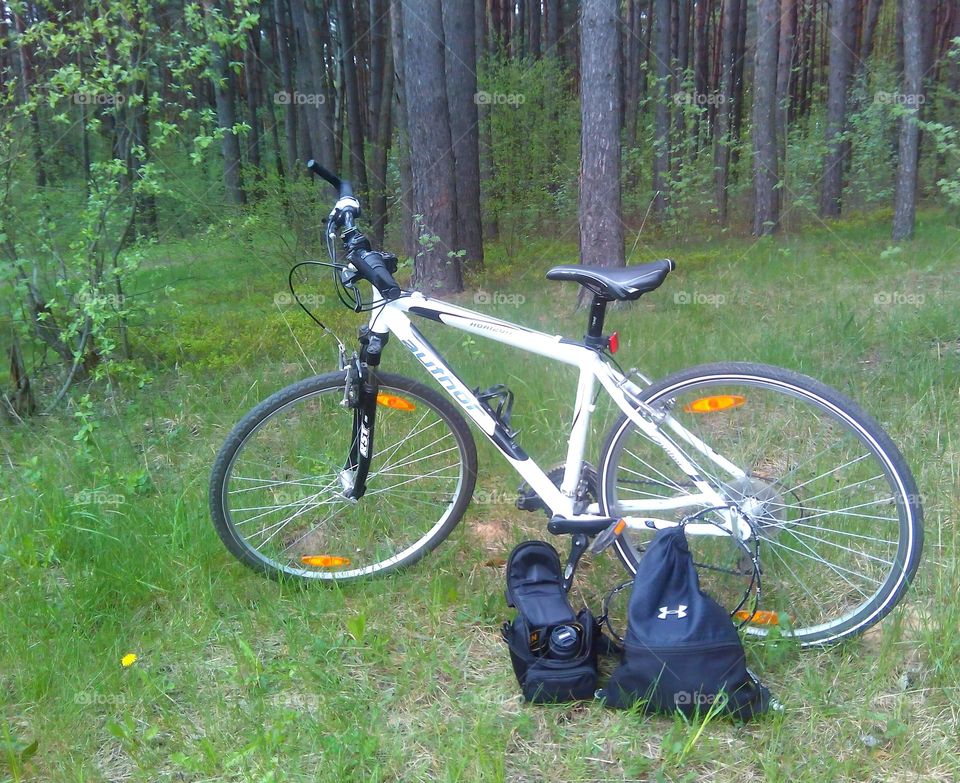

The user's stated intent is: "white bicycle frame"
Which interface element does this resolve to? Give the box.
[366,289,752,539]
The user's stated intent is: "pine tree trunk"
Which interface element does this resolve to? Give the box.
[580,0,624,268]
[529,0,541,57]
[714,0,739,224]
[820,0,853,218]
[892,0,924,239]
[389,0,417,259]
[693,0,710,147]
[13,11,46,187]
[202,1,246,205]
[243,28,264,179]
[274,0,299,177]
[443,0,484,268]
[776,0,796,163]
[652,0,672,220]
[477,0,499,240]
[369,11,393,247]
[401,0,463,293]
[336,0,369,200]
[753,0,780,235]
[545,0,561,54]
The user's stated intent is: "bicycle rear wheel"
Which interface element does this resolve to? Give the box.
[210,371,478,581]
[599,362,923,646]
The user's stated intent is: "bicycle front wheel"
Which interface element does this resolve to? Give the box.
[599,362,923,646]
[210,371,478,582]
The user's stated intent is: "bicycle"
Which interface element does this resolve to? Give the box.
[209,161,923,647]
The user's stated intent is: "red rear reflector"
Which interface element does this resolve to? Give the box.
[609,332,619,353]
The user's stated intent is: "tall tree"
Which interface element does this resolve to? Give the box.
[714,0,739,224]
[775,0,797,162]
[401,0,462,293]
[201,0,246,205]
[368,2,393,246]
[529,0,542,57]
[443,1,484,267]
[753,0,780,235]
[545,0,561,54]
[652,0,672,220]
[273,0,299,177]
[476,0,499,240]
[892,0,925,239]
[336,0,369,201]
[820,0,854,218]
[579,0,624,268]
[389,0,416,259]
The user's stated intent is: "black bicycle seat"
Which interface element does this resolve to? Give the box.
[546,259,675,301]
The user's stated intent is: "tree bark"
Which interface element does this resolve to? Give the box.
[693,0,710,145]
[652,0,672,220]
[401,0,463,293]
[820,0,854,218]
[775,0,796,163]
[753,0,780,235]
[389,0,417,258]
[529,0,542,57]
[336,0,369,201]
[243,28,264,179]
[13,11,46,187]
[579,0,624,268]
[477,0,499,240]
[624,0,642,148]
[713,0,739,224]
[892,0,924,239]
[369,10,393,247]
[291,0,336,170]
[545,0,561,54]
[202,0,246,205]
[443,0,484,268]
[274,0,299,177]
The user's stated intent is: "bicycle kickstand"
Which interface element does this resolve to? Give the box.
[561,533,590,593]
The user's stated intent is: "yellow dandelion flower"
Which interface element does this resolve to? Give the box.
[121,653,138,667]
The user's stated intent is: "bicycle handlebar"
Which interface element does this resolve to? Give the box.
[305,158,400,302]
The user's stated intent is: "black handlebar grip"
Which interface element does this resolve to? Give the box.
[305,159,341,190]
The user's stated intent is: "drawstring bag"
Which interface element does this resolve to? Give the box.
[598,526,771,719]
[501,541,600,703]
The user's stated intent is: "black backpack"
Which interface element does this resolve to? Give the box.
[598,527,770,719]
[501,541,600,703]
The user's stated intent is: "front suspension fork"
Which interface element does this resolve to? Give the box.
[341,328,388,501]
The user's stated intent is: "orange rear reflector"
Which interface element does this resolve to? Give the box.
[684,394,746,414]
[301,555,351,568]
[734,609,781,625]
[376,393,416,411]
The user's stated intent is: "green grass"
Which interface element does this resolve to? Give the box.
[1,209,959,781]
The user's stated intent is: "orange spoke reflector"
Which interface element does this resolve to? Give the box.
[683,394,746,414]
[734,609,781,625]
[301,555,351,568]
[376,393,416,411]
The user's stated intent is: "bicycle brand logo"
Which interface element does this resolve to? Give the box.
[400,338,483,415]
[658,605,688,620]
[359,423,370,458]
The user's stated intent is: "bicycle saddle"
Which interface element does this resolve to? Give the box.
[545,259,675,301]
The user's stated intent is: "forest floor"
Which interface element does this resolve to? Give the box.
[2,208,959,782]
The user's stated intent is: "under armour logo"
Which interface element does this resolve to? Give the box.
[658,605,688,619]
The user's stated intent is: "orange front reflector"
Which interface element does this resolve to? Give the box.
[684,394,746,414]
[376,393,416,411]
[613,519,627,535]
[734,609,781,625]
[301,555,351,568]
